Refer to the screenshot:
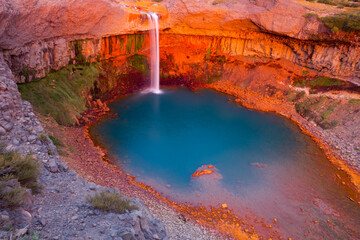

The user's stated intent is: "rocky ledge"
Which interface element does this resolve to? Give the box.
[0,54,167,240]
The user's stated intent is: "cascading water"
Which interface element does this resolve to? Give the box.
[146,12,161,94]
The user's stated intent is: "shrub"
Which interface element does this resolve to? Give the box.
[317,0,337,6]
[87,190,138,213]
[321,11,360,32]
[49,135,64,147]
[349,99,360,104]
[302,70,309,75]
[304,12,319,19]
[0,146,41,208]
[37,133,49,143]
[309,77,343,87]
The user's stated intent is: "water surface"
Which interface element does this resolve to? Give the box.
[91,88,360,239]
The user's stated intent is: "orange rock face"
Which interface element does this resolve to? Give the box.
[191,169,214,178]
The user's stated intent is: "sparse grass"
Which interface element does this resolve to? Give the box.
[212,0,226,5]
[48,135,64,147]
[286,90,306,102]
[310,77,344,87]
[304,12,320,19]
[349,98,360,104]
[316,0,359,7]
[321,11,360,32]
[295,97,340,129]
[18,63,100,126]
[37,133,49,143]
[302,70,310,76]
[293,77,344,88]
[0,145,41,208]
[87,190,138,213]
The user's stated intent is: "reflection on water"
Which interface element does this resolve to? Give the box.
[90,87,360,239]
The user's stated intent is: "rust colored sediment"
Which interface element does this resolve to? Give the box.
[83,123,265,239]
[54,81,360,240]
[207,81,360,205]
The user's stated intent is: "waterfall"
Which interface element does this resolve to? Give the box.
[146,12,161,94]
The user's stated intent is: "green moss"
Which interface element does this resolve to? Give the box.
[18,63,100,125]
[293,79,308,87]
[87,190,138,213]
[294,77,344,88]
[126,37,132,54]
[127,54,150,74]
[309,77,343,87]
[205,47,212,61]
[134,34,145,53]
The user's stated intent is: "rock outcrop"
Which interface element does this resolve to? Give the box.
[0,54,167,239]
[0,52,62,172]
[1,0,359,84]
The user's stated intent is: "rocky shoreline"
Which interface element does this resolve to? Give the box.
[0,56,171,240]
[209,81,360,203]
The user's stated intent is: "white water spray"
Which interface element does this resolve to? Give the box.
[146,12,161,94]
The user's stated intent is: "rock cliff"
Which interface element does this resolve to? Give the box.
[1,0,359,84]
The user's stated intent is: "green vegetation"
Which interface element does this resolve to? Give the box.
[18,63,100,125]
[49,135,64,147]
[127,54,150,74]
[0,144,41,208]
[302,70,310,76]
[295,97,340,129]
[72,40,88,65]
[294,76,344,88]
[309,77,343,87]
[304,12,319,19]
[87,190,138,213]
[349,98,360,104]
[126,34,145,54]
[321,11,360,32]
[315,0,359,8]
[212,0,225,5]
[205,47,212,61]
[286,90,306,102]
[19,67,36,82]
[37,133,49,143]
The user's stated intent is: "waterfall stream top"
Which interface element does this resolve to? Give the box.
[146,12,161,94]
